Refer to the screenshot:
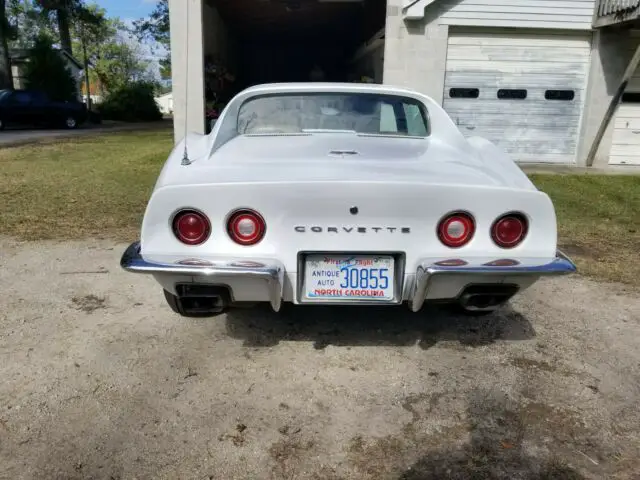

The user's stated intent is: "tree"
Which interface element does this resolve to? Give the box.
[71,3,109,109]
[35,0,75,54]
[23,34,77,100]
[35,0,102,55]
[93,38,152,92]
[6,0,52,49]
[133,0,170,81]
[0,0,13,89]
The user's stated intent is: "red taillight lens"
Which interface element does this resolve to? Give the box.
[227,209,266,245]
[437,212,475,248]
[172,209,210,245]
[491,214,528,248]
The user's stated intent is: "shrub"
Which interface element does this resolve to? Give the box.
[97,81,163,122]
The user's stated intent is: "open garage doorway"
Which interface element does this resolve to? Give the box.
[202,0,387,130]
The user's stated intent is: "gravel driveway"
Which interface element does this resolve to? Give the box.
[1,238,639,480]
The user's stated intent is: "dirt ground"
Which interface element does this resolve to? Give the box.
[1,238,639,480]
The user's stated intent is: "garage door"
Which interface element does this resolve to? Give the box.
[443,28,592,164]
[609,100,640,166]
[609,36,640,166]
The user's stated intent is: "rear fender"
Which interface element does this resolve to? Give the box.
[465,136,537,191]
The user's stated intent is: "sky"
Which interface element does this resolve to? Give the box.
[93,0,158,22]
[91,0,167,81]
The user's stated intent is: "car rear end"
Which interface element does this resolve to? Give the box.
[121,84,576,316]
[125,171,573,315]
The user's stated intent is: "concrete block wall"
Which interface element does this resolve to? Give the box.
[383,0,449,105]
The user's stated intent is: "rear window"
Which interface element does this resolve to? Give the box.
[237,92,429,137]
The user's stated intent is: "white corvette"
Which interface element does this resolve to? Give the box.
[121,82,576,317]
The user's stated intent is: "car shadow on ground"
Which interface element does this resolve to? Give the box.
[394,387,587,480]
[224,303,535,349]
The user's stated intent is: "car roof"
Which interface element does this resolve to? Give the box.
[239,82,426,99]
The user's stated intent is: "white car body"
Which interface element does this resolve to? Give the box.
[121,82,576,316]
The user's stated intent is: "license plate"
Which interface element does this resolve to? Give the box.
[303,254,395,301]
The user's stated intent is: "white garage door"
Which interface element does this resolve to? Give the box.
[443,28,592,164]
[609,101,640,166]
[609,36,640,166]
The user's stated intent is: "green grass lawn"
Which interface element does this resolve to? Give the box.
[0,130,173,242]
[530,174,640,287]
[0,131,638,286]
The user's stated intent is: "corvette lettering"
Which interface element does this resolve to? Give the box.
[294,226,410,233]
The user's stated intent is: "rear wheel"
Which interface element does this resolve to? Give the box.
[64,115,78,129]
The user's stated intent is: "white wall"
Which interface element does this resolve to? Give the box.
[169,0,205,143]
[405,0,596,30]
[384,0,450,104]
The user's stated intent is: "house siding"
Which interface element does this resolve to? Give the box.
[406,0,596,30]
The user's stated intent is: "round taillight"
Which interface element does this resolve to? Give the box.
[227,209,266,245]
[491,213,528,248]
[172,209,210,245]
[437,212,475,248]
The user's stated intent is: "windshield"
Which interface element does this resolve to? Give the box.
[237,92,429,137]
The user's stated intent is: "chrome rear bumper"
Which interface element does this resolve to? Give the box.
[120,241,285,311]
[409,251,577,312]
[121,241,576,312]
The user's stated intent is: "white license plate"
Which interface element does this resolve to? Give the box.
[303,254,395,301]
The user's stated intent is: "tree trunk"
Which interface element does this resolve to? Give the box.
[80,24,91,111]
[56,3,72,55]
[0,0,13,89]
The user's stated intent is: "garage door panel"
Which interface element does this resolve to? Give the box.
[444,75,586,87]
[608,143,640,156]
[610,129,640,146]
[609,83,640,164]
[493,139,577,154]
[445,104,582,116]
[446,60,589,75]
[446,46,591,62]
[448,33,591,48]
[456,126,581,137]
[443,29,590,164]
[445,114,582,128]
[608,155,640,165]
[614,117,640,129]
[444,93,584,105]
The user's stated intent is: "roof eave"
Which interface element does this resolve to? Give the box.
[403,0,438,20]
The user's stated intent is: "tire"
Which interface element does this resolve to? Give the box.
[447,303,497,317]
[64,115,78,129]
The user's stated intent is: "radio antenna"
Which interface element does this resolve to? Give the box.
[181,0,192,166]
